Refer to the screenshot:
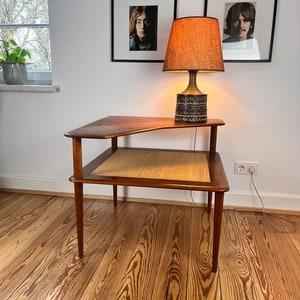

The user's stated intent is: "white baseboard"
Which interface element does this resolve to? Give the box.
[0,175,299,212]
[224,191,300,212]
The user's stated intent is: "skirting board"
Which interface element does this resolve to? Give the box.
[0,175,299,212]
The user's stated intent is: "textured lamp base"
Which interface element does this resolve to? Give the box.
[175,93,207,123]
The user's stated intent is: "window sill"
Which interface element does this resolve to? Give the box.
[0,84,59,93]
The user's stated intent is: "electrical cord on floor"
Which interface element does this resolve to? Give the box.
[250,172,266,213]
[249,171,296,233]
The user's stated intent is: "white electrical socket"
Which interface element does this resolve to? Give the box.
[234,161,259,175]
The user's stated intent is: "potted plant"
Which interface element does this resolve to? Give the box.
[0,39,31,85]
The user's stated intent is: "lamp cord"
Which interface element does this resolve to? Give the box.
[250,173,296,233]
[250,173,265,213]
[193,127,198,151]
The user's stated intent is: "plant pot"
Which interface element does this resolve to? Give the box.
[2,62,28,85]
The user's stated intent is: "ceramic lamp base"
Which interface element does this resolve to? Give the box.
[175,93,207,123]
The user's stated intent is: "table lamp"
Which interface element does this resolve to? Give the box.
[163,17,224,122]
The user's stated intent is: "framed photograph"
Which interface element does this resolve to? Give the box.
[204,0,278,62]
[112,0,177,62]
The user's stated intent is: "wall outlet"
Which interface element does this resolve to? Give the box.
[234,161,259,175]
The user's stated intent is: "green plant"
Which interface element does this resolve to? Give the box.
[0,39,31,68]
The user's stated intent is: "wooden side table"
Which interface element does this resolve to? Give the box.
[65,116,229,272]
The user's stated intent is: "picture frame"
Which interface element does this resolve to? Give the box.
[111,0,177,62]
[204,0,278,62]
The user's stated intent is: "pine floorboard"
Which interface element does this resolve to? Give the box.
[0,191,299,299]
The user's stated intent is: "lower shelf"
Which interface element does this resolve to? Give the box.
[92,148,210,182]
[70,147,229,193]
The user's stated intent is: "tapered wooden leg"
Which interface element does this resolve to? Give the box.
[113,185,118,206]
[74,182,84,258]
[112,136,118,207]
[212,192,224,272]
[207,191,212,213]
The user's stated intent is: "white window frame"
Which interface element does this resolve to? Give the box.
[0,10,52,86]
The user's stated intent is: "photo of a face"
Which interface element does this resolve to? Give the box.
[231,11,252,40]
[221,2,260,59]
[129,6,158,51]
[223,2,256,42]
[204,0,278,61]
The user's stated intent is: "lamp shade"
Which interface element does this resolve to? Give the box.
[163,17,224,72]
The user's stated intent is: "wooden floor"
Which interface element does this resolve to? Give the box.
[0,192,299,299]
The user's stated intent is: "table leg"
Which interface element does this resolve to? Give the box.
[113,185,118,206]
[74,182,84,258]
[72,138,84,259]
[112,137,118,207]
[210,126,218,153]
[207,191,212,213]
[212,192,224,272]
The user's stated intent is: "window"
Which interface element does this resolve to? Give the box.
[0,0,52,85]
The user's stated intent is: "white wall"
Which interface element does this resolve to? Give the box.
[0,0,299,211]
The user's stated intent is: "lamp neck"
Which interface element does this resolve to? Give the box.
[181,70,203,95]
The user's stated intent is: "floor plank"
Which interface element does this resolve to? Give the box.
[80,202,151,300]
[114,204,172,300]
[218,209,253,300]
[188,207,221,300]
[151,206,191,300]
[254,212,300,299]
[0,192,299,300]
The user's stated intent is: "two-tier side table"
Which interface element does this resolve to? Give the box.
[65,116,229,272]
